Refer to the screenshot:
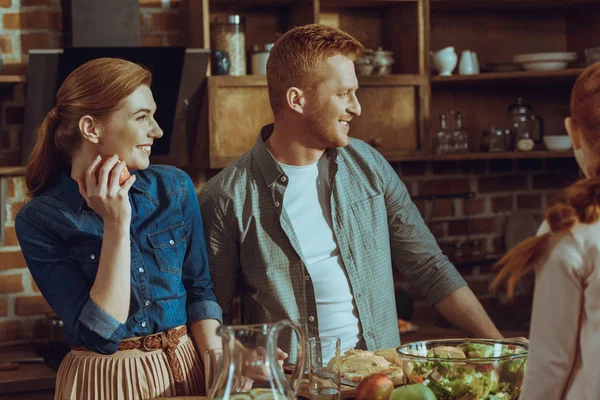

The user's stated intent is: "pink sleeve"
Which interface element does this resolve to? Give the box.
[519,233,584,400]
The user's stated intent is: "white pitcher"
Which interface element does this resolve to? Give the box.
[432,46,458,76]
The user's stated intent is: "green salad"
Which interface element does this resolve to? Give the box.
[408,343,527,400]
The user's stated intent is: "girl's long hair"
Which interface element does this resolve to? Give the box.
[491,62,600,299]
[25,58,152,197]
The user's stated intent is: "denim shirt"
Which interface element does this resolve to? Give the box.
[16,165,222,354]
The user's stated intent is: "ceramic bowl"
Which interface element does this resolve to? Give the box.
[543,135,572,151]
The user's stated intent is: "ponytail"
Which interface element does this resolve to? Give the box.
[25,108,66,198]
[491,177,600,299]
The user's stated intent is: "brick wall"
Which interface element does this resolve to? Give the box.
[0,0,184,64]
[0,175,53,344]
[393,157,579,323]
[0,0,62,65]
[139,0,183,47]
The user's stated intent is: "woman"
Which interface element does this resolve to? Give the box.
[16,58,222,399]
[492,62,600,399]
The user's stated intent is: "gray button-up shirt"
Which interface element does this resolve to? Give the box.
[198,124,466,352]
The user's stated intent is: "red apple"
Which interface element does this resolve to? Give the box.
[355,373,394,400]
[95,157,131,186]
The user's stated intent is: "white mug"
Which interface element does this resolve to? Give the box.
[459,50,477,75]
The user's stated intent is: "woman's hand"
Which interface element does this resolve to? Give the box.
[76,154,136,225]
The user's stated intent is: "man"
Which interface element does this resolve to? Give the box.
[198,24,502,354]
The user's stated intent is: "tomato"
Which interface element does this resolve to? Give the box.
[95,157,131,186]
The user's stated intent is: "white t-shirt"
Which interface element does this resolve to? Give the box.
[279,157,360,353]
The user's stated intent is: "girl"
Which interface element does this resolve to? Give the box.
[16,57,221,399]
[492,62,600,399]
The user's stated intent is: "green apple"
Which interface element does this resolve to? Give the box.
[390,384,436,400]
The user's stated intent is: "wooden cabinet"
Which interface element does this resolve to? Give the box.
[187,0,429,168]
[194,76,273,169]
[428,0,600,159]
[186,0,595,168]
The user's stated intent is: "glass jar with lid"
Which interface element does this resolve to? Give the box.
[211,15,246,76]
[508,97,543,152]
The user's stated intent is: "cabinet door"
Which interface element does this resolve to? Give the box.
[351,76,426,160]
[195,75,426,169]
[206,76,273,169]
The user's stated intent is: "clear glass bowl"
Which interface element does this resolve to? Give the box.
[396,339,528,400]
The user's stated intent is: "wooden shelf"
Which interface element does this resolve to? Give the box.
[321,0,590,8]
[0,75,25,84]
[429,0,595,10]
[359,74,427,86]
[0,166,25,176]
[430,150,574,161]
[431,68,584,86]
[208,74,427,87]
[210,0,309,7]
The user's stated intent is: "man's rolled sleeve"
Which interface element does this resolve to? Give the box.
[79,297,127,342]
[419,260,467,306]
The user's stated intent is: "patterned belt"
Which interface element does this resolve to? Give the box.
[72,325,188,396]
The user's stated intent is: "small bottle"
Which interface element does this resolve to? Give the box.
[434,114,449,155]
[453,112,469,153]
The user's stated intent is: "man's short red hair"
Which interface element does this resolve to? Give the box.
[266,24,364,115]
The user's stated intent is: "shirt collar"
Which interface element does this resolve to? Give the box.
[55,166,152,213]
[252,124,339,187]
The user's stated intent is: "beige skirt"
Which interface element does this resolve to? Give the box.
[54,333,205,400]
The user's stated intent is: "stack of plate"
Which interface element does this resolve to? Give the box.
[513,52,577,71]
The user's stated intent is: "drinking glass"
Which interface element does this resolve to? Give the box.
[308,337,341,400]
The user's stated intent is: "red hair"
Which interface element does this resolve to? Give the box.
[266,24,364,115]
[25,57,152,197]
[491,62,600,299]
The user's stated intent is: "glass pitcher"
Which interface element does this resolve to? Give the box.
[508,97,543,152]
[208,321,306,400]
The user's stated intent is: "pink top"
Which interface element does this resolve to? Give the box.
[520,220,600,400]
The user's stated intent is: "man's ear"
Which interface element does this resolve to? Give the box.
[565,117,582,150]
[79,115,101,144]
[285,87,306,114]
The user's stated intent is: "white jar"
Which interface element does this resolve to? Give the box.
[251,43,273,75]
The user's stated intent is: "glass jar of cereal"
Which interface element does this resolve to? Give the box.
[211,15,246,76]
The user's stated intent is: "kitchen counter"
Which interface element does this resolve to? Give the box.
[0,344,56,400]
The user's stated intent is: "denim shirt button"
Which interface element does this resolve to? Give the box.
[145,300,150,306]
[169,239,175,245]
[138,267,144,273]
[90,254,95,260]
[141,321,147,327]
